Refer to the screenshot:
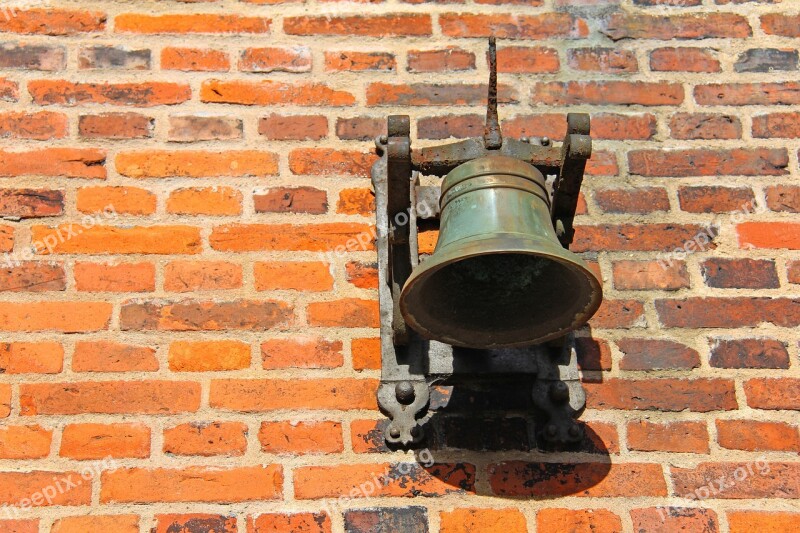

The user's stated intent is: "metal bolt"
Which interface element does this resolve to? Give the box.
[549,381,570,403]
[395,381,415,404]
[378,134,388,144]
[520,136,529,143]
[544,424,558,439]
[389,427,401,439]
[568,424,582,439]
[541,136,550,146]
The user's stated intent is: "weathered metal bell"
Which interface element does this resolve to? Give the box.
[400,155,603,349]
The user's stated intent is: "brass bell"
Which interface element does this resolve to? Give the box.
[400,154,603,349]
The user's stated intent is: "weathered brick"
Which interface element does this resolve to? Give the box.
[167,187,242,216]
[60,423,150,459]
[336,117,384,140]
[603,13,751,40]
[254,187,328,215]
[714,339,784,371]
[657,297,800,327]
[74,262,155,292]
[337,188,374,216]
[0,148,105,178]
[162,47,230,71]
[408,47,475,72]
[73,340,157,372]
[738,222,800,249]
[650,47,720,72]
[201,79,355,106]
[0,9,106,35]
[78,45,150,70]
[51,516,139,533]
[115,14,270,34]
[367,82,517,106]
[735,48,798,73]
[254,261,333,292]
[594,187,668,213]
[31,225,201,255]
[345,509,425,533]
[695,83,800,105]
[670,113,741,140]
[440,13,587,39]
[532,81,683,105]
[78,112,153,139]
[285,14,431,36]
[20,381,200,415]
[0,302,111,332]
[346,262,378,289]
[717,420,800,452]
[307,298,379,327]
[0,189,63,218]
[0,384,8,417]
[568,47,636,72]
[575,337,612,371]
[537,509,622,533]
[573,224,716,252]
[629,149,788,177]
[617,338,700,371]
[671,463,799,498]
[259,114,327,141]
[0,262,64,292]
[765,185,800,212]
[761,14,800,37]
[259,421,343,454]
[261,338,343,369]
[0,43,65,70]
[678,186,754,214]
[325,51,396,72]
[754,112,800,139]
[352,337,380,371]
[29,81,190,106]
[0,425,52,459]
[168,116,242,142]
[728,511,800,532]
[441,508,527,533]
[0,111,67,139]
[250,513,331,533]
[164,261,242,292]
[613,260,689,290]
[585,379,737,411]
[745,378,800,410]
[789,261,800,284]
[627,420,709,453]
[121,300,292,331]
[155,515,236,533]
[0,471,90,505]
[101,466,282,503]
[497,46,559,73]
[210,378,377,411]
[702,259,779,289]
[418,114,484,140]
[239,46,311,73]
[631,508,718,533]
[211,223,373,252]
[169,340,251,371]
[589,299,645,329]
[117,150,277,178]
[163,422,248,456]
[0,342,62,374]
[77,186,155,215]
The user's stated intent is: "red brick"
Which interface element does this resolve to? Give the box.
[603,13,750,40]
[627,420,709,453]
[367,82,517,106]
[169,340,251,372]
[346,261,378,289]
[164,261,242,292]
[408,47,475,72]
[631,508,718,533]
[617,338,700,371]
[0,189,63,218]
[728,511,800,533]
[594,187,668,213]
[738,222,800,249]
[79,112,153,139]
[259,114,327,141]
[0,425,52,459]
[210,378,377,411]
[418,114,484,140]
[789,261,800,284]
[167,187,243,216]
[0,225,13,252]
[574,224,714,252]
[671,462,800,499]
[0,471,90,505]
[240,46,311,73]
[766,185,800,212]
[163,422,248,456]
[201,79,355,106]
[585,379,737,411]
[0,261,64,292]
[31,225,201,255]
[575,337,612,371]
[0,148,105,178]
[337,188,375,215]
[440,13,587,39]
[254,187,328,215]
[121,300,292,331]
[336,117,385,140]
[162,47,230,71]
[73,340,157,372]
[261,338,343,369]
[117,150,277,178]
[490,462,666,497]
[717,420,799,452]
[650,47,720,72]
[532,81,683,106]
[307,298,379,327]
[503,113,654,140]
[0,111,67,139]
[352,338,380,371]
[702,259,778,289]
[670,113,741,139]
[630,149,787,177]
[761,14,800,37]
[678,186,754,213]
[656,297,800,327]
[589,299,644,329]
[77,186,156,215]
[325,51,396,72]
[0,384,8,417]
[695,83,800,105]
[155,515,236,533]
[248,513,331,533]
[753,112,800,138]
[441,509,528,533]
[0,342,63,374]
[168,116,242,142]
[497,46,559,73]
[211,223,373,252]
[290,148,376,177]
[101,466,282,503]
[0,301,111,332]
[295,462,475,498]
[537,509,622,533]
[60,423,150,459]
[586,151,618,175]
[29,80,190,106]
[21,381,200,415]
[285,14,431,36]
[51,516,139,533]
[745,378,800,410]
[259,421,343,454]
[568,47,637,72]
[74,262,155,292]
[613,260,689,290]
[255,261,333,292]
[115,14,270,34]
[0,9,105,35]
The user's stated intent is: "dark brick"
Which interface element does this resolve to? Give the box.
[594,188,669,214]
[0,43,65,71]
[735,48,798,73]
[710,338,790,369]
[575,336,612,371]
[78,46,150,70]
[436,416,530,451]
[336,117,385,141]
[0,189,63,218]
[417,114,483,140]
[79,113,153,139]
[669,113,742,140]
[156,514,237,533]
[701,258,779,289]
[678,186,755,214]
[617,338,700,371]
[254,187,328,215]
[344,507,428,533]
[169,116,242,142]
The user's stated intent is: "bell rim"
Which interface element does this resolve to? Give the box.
[400,233,603,349]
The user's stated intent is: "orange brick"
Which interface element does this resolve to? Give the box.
[162,47,230,71]
[0,425,52,459]
[163,422,248,456]
[738,222,800,249]
[100,466,282,503]
[74,262,155,292]
[121,300,293,332]
[155,515,236,533]
[337,188,375,215]
[249,513,331,533]
[0,148,105,178]
[325,51,395,72]
[285,14,431,36]
[728,511,800,533]
[255,261,333,292]
[0,111,67,140]
[31,225,201,255]
[240,46,311,73]
[441,508,528,533]
[498,46,560,73]
[201,80,355,106]
[116,14,271,34]
[627,420,709,453]
[164,261,243,292]
[51,515,139,533]
[0,9,106,35]
[259,421,343,454]
[60,423,150,459]
[630,508,717,533]
[73,340,158,372]
[0,342,63,374]
[116,150,278,178]
[0,225,12,252]
[289,148,377,178]
[307,298,379,327]
[345,261,378,289]
[79,112,153,139]
[210,378,377,411]
[169,340,251,371]
[0,520,37,533]
[0,302,111,332]
[29,80,190,106]
[21,381,200,415]
[0,471,90,506]
[0,384,10,417]
[261,338,343,369]
[76,186,156,215]
[612,260,690,290]
[352,337,380,370]
[210,223,374,252]
[717,420,800,452]
[167,187,243,216]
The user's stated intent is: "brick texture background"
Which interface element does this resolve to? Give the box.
[0,0,798,532]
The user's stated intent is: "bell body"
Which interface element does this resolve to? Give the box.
[400,155,602,349]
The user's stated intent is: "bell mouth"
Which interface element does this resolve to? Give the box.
[400,238,603,349]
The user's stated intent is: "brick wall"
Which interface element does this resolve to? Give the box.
[0,0,798,532]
